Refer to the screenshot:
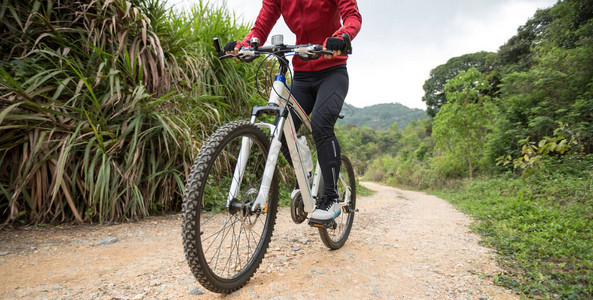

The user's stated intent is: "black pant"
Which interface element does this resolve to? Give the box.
[282,65,348,199]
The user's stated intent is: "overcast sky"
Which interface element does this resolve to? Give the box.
[171,0,557,109]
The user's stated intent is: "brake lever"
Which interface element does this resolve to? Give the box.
[318,50,334,56]
[218,54,237,60]
[237,49,260,62]
[342,33,352,55]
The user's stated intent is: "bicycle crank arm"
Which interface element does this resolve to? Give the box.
[344,207,359,214]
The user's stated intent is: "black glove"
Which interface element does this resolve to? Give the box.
[224,41,237,53]
[324,37,346,52]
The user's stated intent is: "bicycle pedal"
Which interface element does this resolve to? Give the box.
[344,207,359,214]
[308,218,336,229]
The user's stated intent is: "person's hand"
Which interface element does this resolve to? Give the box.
[224,41,245,54]
[323,37,345,59]
[224,41,249,61]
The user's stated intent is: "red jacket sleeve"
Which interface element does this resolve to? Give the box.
[243,0,281,44]
[333,0,362,40]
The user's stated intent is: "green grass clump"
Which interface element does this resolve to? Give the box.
[436,159,593,298]
[0,0,258,225]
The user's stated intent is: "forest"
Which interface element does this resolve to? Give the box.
[0,0,591,298]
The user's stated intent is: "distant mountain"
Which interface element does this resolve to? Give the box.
[338,103,428,131]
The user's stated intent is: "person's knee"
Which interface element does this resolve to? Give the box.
[311,116,335,145]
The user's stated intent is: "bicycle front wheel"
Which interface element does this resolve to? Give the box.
[182,121,278,293]
[318,154,356,250]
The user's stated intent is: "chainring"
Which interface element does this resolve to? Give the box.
[290,191,308,224]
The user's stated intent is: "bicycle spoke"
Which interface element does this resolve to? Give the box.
[202,185,267,277]
[210,215,239,273]
[201,214,232,243]
[222,220,239,276]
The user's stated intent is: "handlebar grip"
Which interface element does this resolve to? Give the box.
[213,38,224,57]
[342,33,352,55]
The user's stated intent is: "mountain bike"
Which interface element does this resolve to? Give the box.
[181,34,357,294]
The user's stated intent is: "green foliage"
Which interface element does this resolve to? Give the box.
[494,7,554,75]
[0,0,256,224]
[492,0,593,161]
[337,118,437,188]
[422,51,494,117]
[342,0,593,189]
[436,160,593,298]
[336,119,403,176]
[433,68,494,179]
[497,126,578,177]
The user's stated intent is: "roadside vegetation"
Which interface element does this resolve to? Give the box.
[437,164,592,298]
[337,0,593,297]
[0,0,261,224]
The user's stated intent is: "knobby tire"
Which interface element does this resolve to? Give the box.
[182,121,278,293]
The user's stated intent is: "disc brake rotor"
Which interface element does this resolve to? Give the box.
[241,188,259,230]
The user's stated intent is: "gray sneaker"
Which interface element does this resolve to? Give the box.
[310,195,341,221]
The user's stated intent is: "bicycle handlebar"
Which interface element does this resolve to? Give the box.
[213,34,352,62]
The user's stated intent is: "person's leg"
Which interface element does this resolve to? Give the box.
[309,66,349,221]
[280,76,316,169]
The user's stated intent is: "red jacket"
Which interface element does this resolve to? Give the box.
[243,0,362,72]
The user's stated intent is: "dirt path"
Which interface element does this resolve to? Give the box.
[0,182,516,299]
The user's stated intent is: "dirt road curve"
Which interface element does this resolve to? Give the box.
[0,182,516,299]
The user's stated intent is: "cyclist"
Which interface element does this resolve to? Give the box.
[225,0,362,223]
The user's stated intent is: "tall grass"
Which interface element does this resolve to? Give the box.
[0,0,258,225]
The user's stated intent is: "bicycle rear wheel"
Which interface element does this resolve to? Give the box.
[182,121,278,293]
[318,154,356,250]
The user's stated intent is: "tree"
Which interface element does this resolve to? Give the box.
[495,0,593,156]
[422,52,493,117]
[494,7,554,74]
[432,68,494,179]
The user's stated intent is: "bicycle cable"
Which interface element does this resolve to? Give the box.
[254,52,296,106]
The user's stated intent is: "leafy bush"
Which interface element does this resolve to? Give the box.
[437,169,593,298]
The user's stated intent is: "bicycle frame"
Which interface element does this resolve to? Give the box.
[225,73,317,213]
[226,59,351,215]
